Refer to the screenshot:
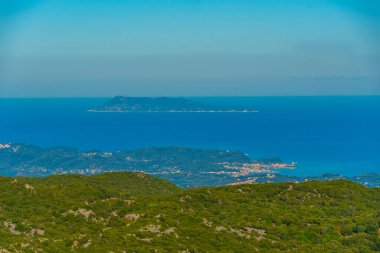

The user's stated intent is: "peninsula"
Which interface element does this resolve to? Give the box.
[89,96,258,112]
[1,143,379,187]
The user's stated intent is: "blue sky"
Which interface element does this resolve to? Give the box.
[0,0,379,97]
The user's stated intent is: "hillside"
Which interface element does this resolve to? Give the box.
[0,172,379,252]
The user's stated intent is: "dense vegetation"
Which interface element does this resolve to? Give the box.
[0,172,379,252]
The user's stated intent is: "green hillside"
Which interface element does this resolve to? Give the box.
[0,173,379,252]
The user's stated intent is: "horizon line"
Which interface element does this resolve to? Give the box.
[1,95,380,99]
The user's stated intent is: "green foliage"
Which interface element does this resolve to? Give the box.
[0,174,378,252]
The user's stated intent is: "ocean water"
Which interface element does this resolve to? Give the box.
[0,96,379,177]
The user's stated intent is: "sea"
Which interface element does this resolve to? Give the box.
[0,96,379,177]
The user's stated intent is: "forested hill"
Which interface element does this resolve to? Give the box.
[0,172,379,252]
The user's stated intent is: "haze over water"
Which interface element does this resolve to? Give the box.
[0,96,379,177]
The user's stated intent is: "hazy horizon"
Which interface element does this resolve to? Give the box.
[1,0,380,97]
[1,95,380,99]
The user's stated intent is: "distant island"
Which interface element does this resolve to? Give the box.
[1,143,379,188]
[88,96,258,112]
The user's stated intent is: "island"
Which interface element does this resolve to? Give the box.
[88,96,258,112]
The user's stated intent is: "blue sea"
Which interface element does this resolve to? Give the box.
[0,96,379,177]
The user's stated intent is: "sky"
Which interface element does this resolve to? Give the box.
[0,0,379,97]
